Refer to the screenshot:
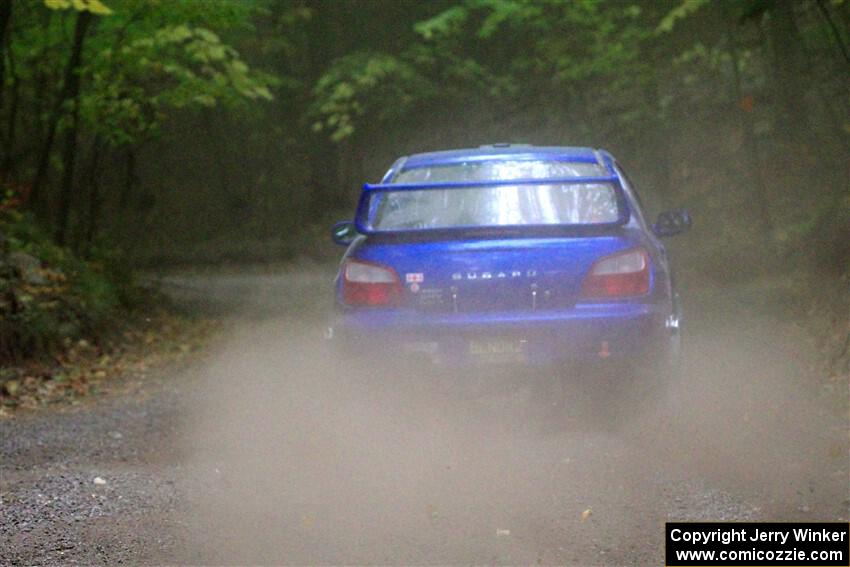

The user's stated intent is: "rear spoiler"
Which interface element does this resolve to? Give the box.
[361,175,619,192]
[355,155,629,235]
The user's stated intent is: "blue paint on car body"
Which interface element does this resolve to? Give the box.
[330,144,689,369]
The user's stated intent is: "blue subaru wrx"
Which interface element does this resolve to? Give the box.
[329,144,690,380]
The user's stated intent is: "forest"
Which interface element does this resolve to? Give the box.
[0,0,847,361]
[0,2,849,564]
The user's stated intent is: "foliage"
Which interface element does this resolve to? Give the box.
[3,0,276,175]
[81,22,276,146]
[655,0,708,34]
[311,51,435,142]
[44,0,113,16]
[0,0,845,281]
[414,0,647,82]
[311,0,651,143]
[0,202,127,361]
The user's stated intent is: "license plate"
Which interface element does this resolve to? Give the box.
[468,339,526,362]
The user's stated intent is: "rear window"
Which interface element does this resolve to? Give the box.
[394,160,607,183]
[363,160,620,231]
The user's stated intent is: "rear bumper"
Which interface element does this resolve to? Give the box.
[330,302,672,367]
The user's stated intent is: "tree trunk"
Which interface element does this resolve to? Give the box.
[31,10,92,222]
[0,0,13,115]
[82,136,103,249]
[54,99,80,245]
[644,40,674,206]
[26,10,52,190]
[1,30,17,181]
[305,0,347,218]
[766,2,808,149]
[815,0,850,64]
[0,0,12,181]
[119,147,136,210]
[727,32,772,235]
[53,11,93,244]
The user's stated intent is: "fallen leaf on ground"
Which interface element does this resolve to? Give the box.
[3,380,20,396]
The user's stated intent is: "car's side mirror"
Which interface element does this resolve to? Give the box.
[331,220,358,246]
[653,209,692,237]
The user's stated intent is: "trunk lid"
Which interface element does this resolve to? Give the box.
[354,235,640,313]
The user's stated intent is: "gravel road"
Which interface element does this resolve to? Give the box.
[2,266,847,565]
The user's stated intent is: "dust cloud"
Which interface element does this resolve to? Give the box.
[173,269,848,565]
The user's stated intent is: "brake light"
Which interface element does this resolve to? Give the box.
[342,259,403,307]
[580,247,650,298]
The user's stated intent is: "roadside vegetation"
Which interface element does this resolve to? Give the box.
[1,202,124,362]
[0,191,217,412]
[0,0,268,408]
[0,0,846,410]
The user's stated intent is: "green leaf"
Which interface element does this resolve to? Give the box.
[656,0,708,34]
[45,0,112,15]
[414,6,468,40]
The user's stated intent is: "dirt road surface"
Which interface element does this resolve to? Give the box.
[2,266,847,565]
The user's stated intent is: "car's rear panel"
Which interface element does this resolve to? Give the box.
[353,234,652,313]
[333,232,669,366]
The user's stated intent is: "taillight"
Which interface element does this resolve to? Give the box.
[580,247,650,298]
[342,258,403,307]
